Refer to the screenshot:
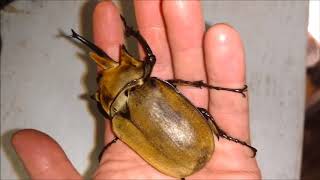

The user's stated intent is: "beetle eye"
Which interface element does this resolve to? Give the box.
[96,74,102,82]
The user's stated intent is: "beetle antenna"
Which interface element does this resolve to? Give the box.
[69,29,113,60]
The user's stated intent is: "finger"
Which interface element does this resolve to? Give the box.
[93,1,123,60]
[204,24,249,140]
[93,1,123,145]
[162,0,208,108]
[134,0,173,79]
[11,129,81,179]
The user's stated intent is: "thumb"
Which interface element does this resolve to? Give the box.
[11,129,81,179]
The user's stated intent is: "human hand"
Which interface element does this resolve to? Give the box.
[12,1,261,179]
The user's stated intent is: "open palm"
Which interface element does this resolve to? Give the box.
[12,1,261,179]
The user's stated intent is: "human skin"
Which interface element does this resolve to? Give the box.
[11,1,261,179]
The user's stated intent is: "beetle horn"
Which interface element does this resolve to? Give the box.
[89,52,118,70]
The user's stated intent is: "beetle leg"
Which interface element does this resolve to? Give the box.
[166,79,247,97]
[197,108,220,138]
[197,108,257,157]
[69,29,114,61]
[120,16,156,78]
[98,137,119,162]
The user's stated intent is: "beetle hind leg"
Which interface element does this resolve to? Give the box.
[197,108,257,157]
[98,137,119,162]
[166,79,247,97]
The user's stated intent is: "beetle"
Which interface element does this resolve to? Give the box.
[69,16,257,179]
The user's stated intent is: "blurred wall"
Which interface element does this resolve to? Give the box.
[1,1,308,179]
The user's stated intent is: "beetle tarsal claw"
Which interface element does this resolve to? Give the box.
[70,29,77,38]
[197,107,257,157]
[209,84,248,97]
[219,132,257,157]
[232,85,248,97]
[69,29,114,60]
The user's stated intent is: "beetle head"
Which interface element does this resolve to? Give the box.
[90,45,145,117]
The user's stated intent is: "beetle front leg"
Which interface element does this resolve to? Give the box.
[69,29,113,60]
[167,79,247,97]
[98,137,119,162]
[120,16,156,78]
[197,108,257,157]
